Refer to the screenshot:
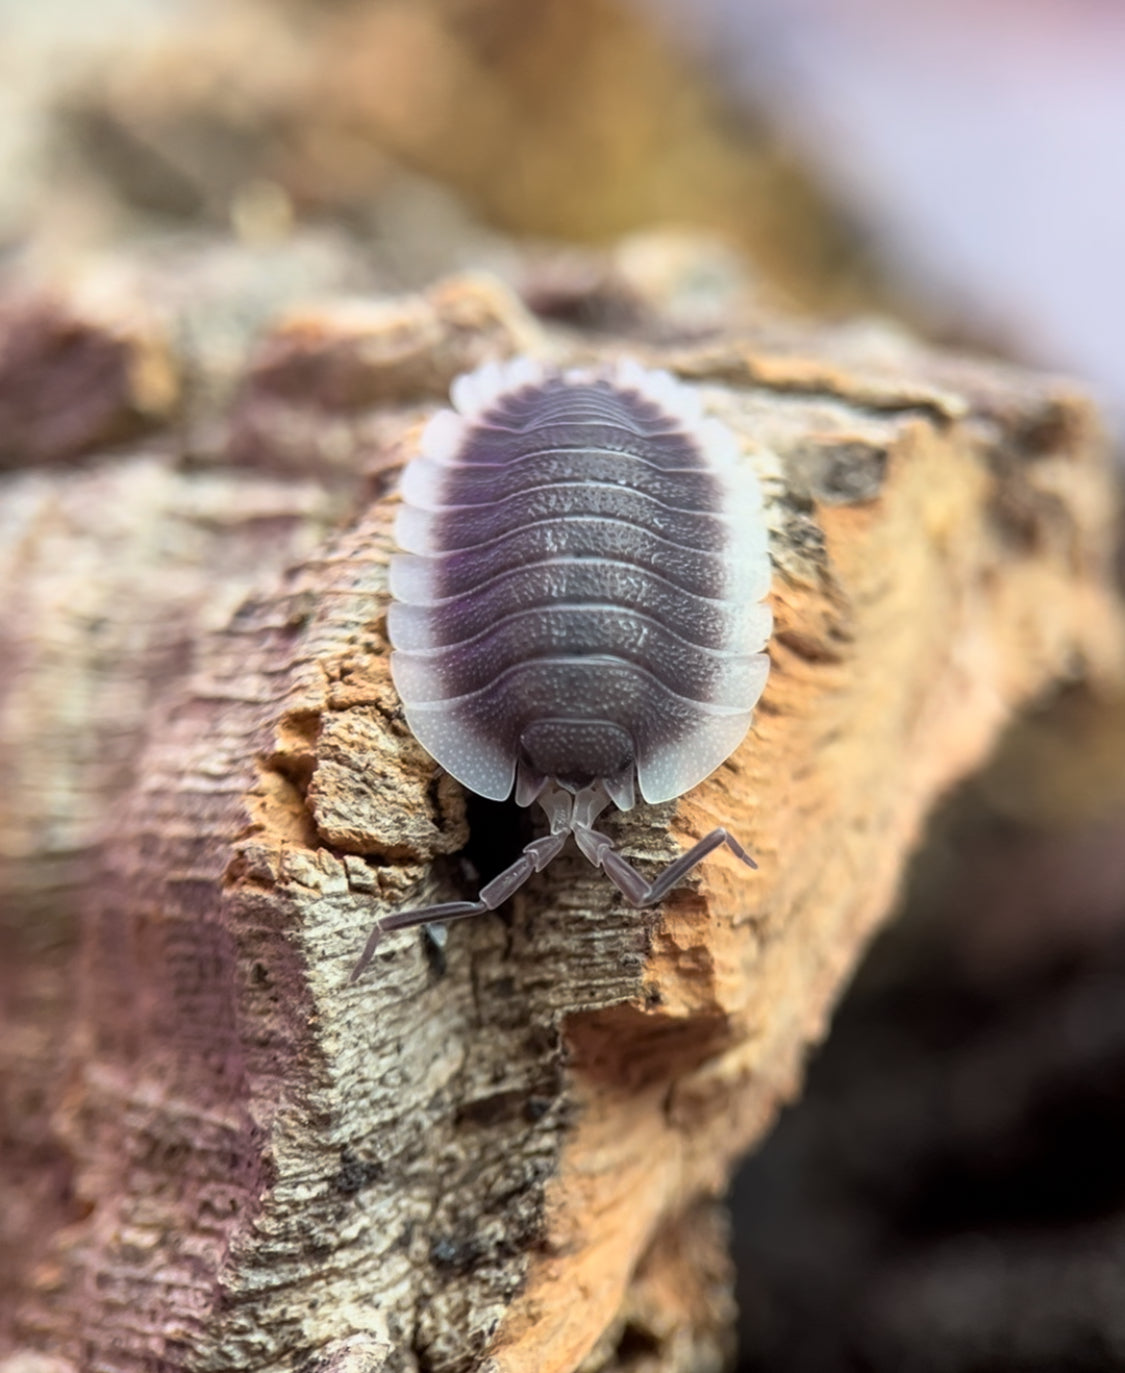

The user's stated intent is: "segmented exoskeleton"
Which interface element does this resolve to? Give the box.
[352,357,771,978]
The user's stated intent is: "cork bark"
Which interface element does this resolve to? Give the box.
[0,263,1120,1373]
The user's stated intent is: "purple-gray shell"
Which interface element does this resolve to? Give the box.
[387,357,772,808]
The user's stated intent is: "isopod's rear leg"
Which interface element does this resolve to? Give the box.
[349,832,568,981]
[574,825,756,908]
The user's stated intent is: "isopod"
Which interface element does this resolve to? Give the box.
[351,356,771,978]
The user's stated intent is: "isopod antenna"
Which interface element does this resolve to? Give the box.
[349,782,755,981]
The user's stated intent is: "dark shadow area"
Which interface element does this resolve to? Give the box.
[462,791,534,894]
[732,690,1125,1373]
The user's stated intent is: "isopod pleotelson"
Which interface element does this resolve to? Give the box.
[351,357,772,978]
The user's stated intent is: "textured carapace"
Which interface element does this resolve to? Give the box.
[352,356,771,978]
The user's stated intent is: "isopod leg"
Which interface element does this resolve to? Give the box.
[349,832,569,981]
[578,826,757,908]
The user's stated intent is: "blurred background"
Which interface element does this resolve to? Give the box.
[2,0,1125,1368]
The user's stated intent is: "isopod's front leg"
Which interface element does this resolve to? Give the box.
[573,824,757,908]
[350,832,569,981]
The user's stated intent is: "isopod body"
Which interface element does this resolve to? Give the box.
[352,356,772,977]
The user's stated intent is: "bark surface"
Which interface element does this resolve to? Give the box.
[0,261,1120,1373]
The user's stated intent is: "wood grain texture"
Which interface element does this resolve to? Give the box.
[1,265,1120,1373]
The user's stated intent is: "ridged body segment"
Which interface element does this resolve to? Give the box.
[389,359,772,804]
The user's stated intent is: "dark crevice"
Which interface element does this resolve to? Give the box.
[462,791,534,892]
[614,1320,664,1363]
